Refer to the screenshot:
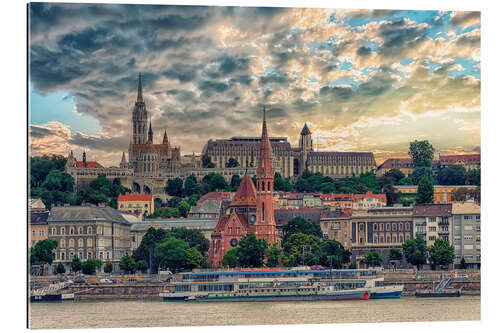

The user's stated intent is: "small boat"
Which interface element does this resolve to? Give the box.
[30,281,75,303]
[365,278,403,299]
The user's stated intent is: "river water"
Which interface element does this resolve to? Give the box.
[29,296,480,329]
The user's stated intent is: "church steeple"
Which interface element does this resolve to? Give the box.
[137,72,143,102]
[120,152,127,168]
[257,105,273,179]
[163,130,168,145]
[147,121,153,143]
[82,150,87,168]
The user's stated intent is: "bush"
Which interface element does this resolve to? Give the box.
[103,261,113,274]
[55,262,66,274]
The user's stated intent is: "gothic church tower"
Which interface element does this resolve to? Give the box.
[132,73,148,145]
[255,107,280,245]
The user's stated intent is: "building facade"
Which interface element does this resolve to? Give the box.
[394,185,478,204]
[451,201,481,269]
[350,207,414,268]
[319,209,352,248]
[30,211,49,248]
[439,154,480,171]
[48,206,133,273]
[117,193,154,218]
[412,204,452,246]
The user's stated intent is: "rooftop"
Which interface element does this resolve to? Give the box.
[452,201,481,214]
[118,193,153,202]
[48,205,131,224]
[413,203,452,217]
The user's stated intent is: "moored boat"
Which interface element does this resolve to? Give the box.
[365,278,403,299]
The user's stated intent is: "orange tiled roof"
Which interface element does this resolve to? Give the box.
[75,161,103,168]
[118,193,153,202]
[439,154,480,165]
[230,176,257,207]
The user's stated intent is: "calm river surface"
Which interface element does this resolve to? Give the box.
[29,296,480,329]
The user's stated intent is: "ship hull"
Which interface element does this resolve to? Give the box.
[29,293,75,303]
[163,290,370,302]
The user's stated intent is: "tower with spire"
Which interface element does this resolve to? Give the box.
[132,73,148,145]
[254,106,279,244]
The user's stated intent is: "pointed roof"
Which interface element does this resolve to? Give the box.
[301,123,311,135]
[256,106,274,179]
[137,73,143,102]
[147,121,153,143]
[120,152,127,165]
[230,176,257,207]
[163,130,168,144]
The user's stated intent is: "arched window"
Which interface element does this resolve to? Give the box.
[97,226,102,234]
[60,239,66,247]
[61,227,65,235]
[406,223,410,230]
[70,227,74,235]
[87,252,92,259]
[399,235,403,243]
[79,227,83,234]
[374,224,378,231]
[87,238,92,247]
[87,226,92,234]
[399,223,403,231]
[261,202,265,221]
[51,227,56,235]
[393,235,397,243]
[69,239,74,248]
[60,252,65,260]
[406,234,411,240]
[78,238,83,247]
[374,235,378,243]
[380,224,384,231]
[386,235,391,243]
[386,223,390,231]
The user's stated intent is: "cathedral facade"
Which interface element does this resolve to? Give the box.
[209,108,279,267]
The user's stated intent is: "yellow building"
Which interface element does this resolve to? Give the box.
[117,193,154,217]
[394,185,479,204]
[30,211,49,248]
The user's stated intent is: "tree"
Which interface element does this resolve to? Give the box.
[410,167,435,185]
[119,254,136,273]
[201,154,216,168]
[221,248,239,267]
[237,233,268,267]
[348,261,357,269]
[135,260,148,273]
[319,240,351,268]
[428,238,454,268]
[132,227,169,273]
[402,236,428,270]
[178,200,191,218]
[382,184,401,207]
[383,169,405,184]
[155,237,189,272]
[185,247,204,269]
[30,155,67,188]
[183,175,200,197]
[417,176,434,204]
[466,168,480,186]
[103,261,113,274]
[409,140,435,167]
[170,228,210,254]
[225,157,240,168]
[71,256,82,273]
[165,178,183,197]
[274,173,293,192]
[230,174,241,191]
[459,257,468,269]
[282,217,323,243]
[31,239,58,266]
[201,173,228,192]
[265,243,283,267]
[81,259,103,275]
[283,233,322,266]
[364,249,382,267]
[389,248,403,261]
[55,262,66,274]
[437,165,467,185]
[42,169,74,193]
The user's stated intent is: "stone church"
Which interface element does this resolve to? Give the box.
[209,108,280,267]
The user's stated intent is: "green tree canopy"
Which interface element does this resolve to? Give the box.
[389,248,403,261]
[119,254,136,273]
[265,243,283,267]
[428,238,454,267]
[201,154,215,168]
[236,233,268,267]
[383,169,406,184]
[466,168,480,186]
[382,184,401,207]
[282,217,323,243]
[55,262,66,274]
[30,155,67,188]
[364,249,382,267]
[201,173,228,193]
[170,227,210,255]
[417,176,434,204]
[31,239,58,266]
[132,227,170,273]
[229,174,242,191]
[103,261,113,274]
[319,240,351,268]
[155,237,189,272]
[81,258,103,275]
[183,175,200,197]
[410,167,435,185]
[166,178,183,197]
[282,233,322,266]
[225,157,240,168]
[437,165,467,185]
[274,173,294,192]
[185,247,204,269]
[402,236,428,269]
[135,260,148,273]
[409,140,435,167]
[178,200,191,218]
[71,256,82,273]
[221,248,239,268]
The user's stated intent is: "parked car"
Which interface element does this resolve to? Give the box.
[456,274,469,279]
[74,278,86,284]
[52,279,65,284]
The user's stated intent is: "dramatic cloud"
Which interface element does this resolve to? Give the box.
[28,4,481,166]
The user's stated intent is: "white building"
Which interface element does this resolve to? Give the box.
[451,200,481,269]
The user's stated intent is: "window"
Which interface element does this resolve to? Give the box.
[87,252,92,259]
[87,238,92,247]
[429,217,436,222]
[61,227,65,235]
[380,224,384,231]
[145,203,148,208]
[464,235,473,240]
[106,251,110,260]
[39,230,44,237]
[32,230,35,238]
[69,252,74,260]
[87,226,92,234]
[374,236,378,243]
[406,223,410,230]
[51,227,56,235]
[99,252,103,259]
[374,224,378,231]
[70,227,74,235]
[399,235,403,243]
[386,223,390,231]
[79,227,83,234]
[386,236,391,243]
[429,236,436,241]
[464,245,473,250]
[78,238,83,247]
[78,252,83,259]
[69,239,74,248]
[97,226,102,234]
[476,225,480,231]
[61,252,65,260]
[120,204,124,208]
[60,239,66,247]
[261,202,265,221]
[399,223,403,231]
[429,227,436,232]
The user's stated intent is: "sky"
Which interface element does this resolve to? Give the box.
[28,3,481,166]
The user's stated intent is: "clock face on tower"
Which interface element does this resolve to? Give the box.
[230,238,239,247]
[249,215,256,224]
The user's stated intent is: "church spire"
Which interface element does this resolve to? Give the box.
[120,152,127,168]
[163,130,168,145]
[137,72,143,102]
[257,105,273,179]
[147,121,153,143]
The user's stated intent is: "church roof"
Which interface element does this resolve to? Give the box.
[300,123,311,135]
[75,161,104,168]
[256,107,274,178]
[213,212,251,234]
[230,176,257,207]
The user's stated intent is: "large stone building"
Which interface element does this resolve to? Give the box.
[208,108,280,267]
[413,204,452,246]
[451,200,481,269]
[48,205,134,273]
[203,123,376,179]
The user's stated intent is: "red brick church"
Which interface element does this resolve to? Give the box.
[208,107,280,267]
